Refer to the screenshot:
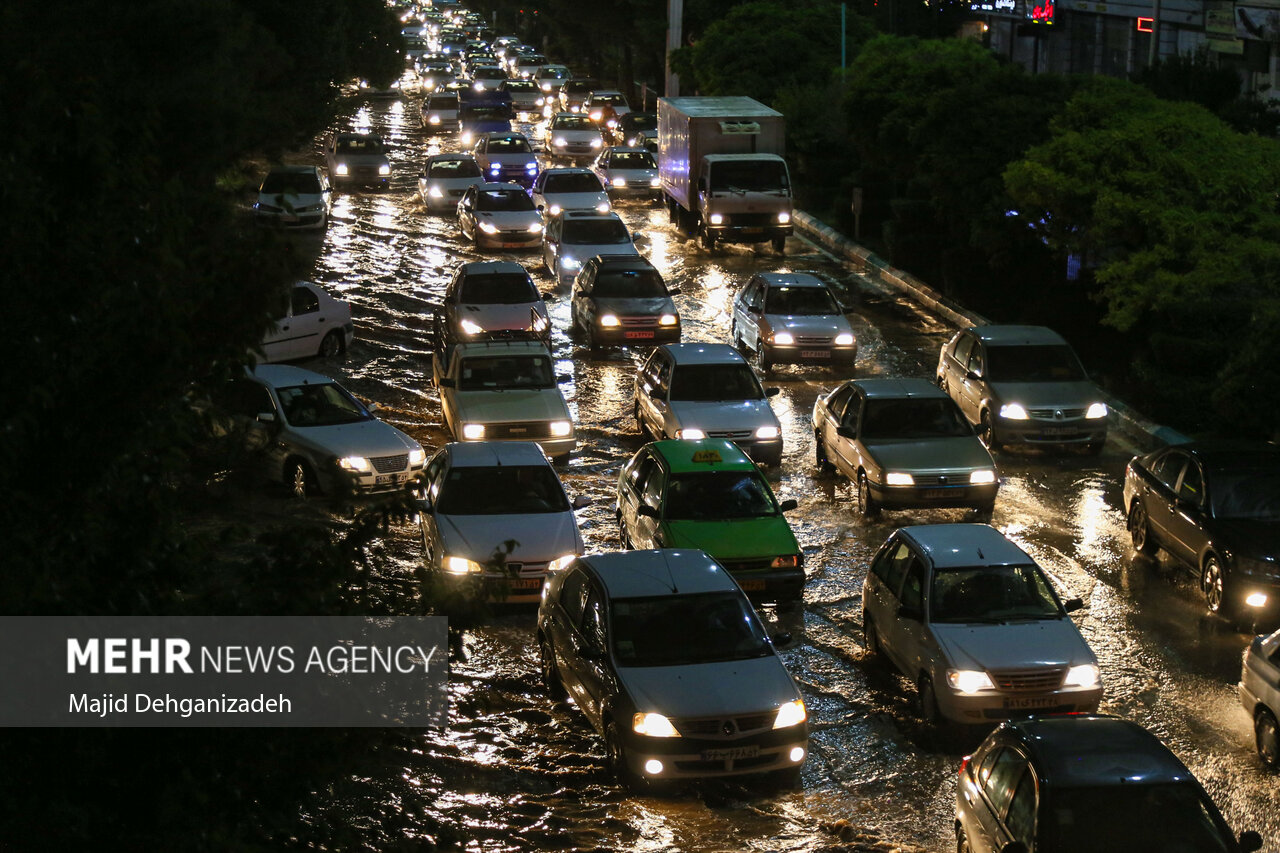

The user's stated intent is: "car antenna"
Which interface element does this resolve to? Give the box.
[662,550,679,594]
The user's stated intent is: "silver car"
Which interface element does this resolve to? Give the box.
[592,146,661,200]
[324,131,391,190]
[541,210,639,285]
[418,152,485,213]
[544,112,604,162]
[531,167,611,217]
[1240,627,1280,767]
[730,272,856,373]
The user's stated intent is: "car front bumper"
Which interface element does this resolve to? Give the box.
[591,321,681,345]
[762,343,856,366]
[714,564,804,606]
[868,480,999,511]
[621,724,808,780]
[992,415,1107,447]
[937,684,1103,724]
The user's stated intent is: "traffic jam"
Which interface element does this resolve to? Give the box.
[242,2,1280,849]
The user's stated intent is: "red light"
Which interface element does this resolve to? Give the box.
[1137,16,1154,31]
[958,754,972,778]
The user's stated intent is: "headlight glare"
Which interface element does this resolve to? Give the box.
[659,313,677,326]
[755,426,780,440]
[459,318,484,335]
[335,164,349,176]
[772,332,794,345]
[547,554,577,572]
[709,213,724,225]
[600,315,620,327]
[338,456,372,473]
[378,164,391,176]
[1086,402,1109,419]
[408,448,426,467]
[549,420,572,437]
[773,699,807,729]
[461,423,485,440]
[777,211,791,224]
[676,428,705,440]
[633,712,680,737]
[612,176,626,187]
[444,556,485,574]
[527,222,543,234]
[885,472,914,486]
[1064,664,1100,688]
[835,333,854,346]
[478,221,500,234]
[946,670,995,693]
[1000,403,1029,420]
[969,469,997,485]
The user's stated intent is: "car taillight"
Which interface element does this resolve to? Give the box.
[958,754,972,780]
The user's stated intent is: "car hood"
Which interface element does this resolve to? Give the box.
[931,620,1094,671]
[988,380,1103,408]
[552,130,601,142]
[541,191,609,210]
[435,511,580,563]
[1211,518,1280,563]
[590,296,675,316]
[454,389,570,422]
[669,399,778,432]
[606,168,657,181]
[864,437,994,472]
[664,516,798,559]
[333,153,390,167]
[765,314,853,336]
[293,419,419,458]
[258,191,325,207]
[560,242,639,260]
[485,152,538,167]
[459,302,546,330]
[475,210,542,229]
[619,655,798,718]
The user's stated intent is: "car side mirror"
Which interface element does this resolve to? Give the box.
[778,499,798,512]
[966,369,982,381]
[897,603,922,621]
[438,377,456,388]
[540,292,552,300]
[637,505,660,519]
[1239,831,1263,853]
[769,630,792,647]
[836,425,855,439]
[572,495,590,510]
[256,411,276,424]
[1063,597,1084,613]
[747,305,762,315]
[666,286,680,295]
[765,387,780,397]
[574,289,588,298]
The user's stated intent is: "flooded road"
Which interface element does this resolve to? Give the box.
[277,93,1280,851]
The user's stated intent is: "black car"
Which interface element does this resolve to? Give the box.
[956,715,1263,853]
[1122,441,1280,620]
[570,255,680,348]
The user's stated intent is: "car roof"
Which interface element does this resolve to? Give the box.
[541,167,593,176]
[660,342,747,366]
[454,339,551,356]
[969,325,1068,346]
[1000,715,1195,787]
[851,378,950,400]
[897,523,1034,568]
[604,146,652,156]
[589,254,655,270]
[429,152,475,163]
[444,440,550,468]
[648,438,757,473]
[1162,440,1280,469]
[753,272,827,289]
[559,209,621,221]
[458,260,529,276]
[475,181,527,192]
[247,364,336,388]
[580,549,742,598]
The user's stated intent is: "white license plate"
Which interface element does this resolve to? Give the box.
[701,745,760,761]
[742,227,763,235]
[921,488,953,499]
[375,473,401,485]
[800,350,830,358]
[1040,427,1079,436]
[1002,696,1056,710]
[738,579,766,592]
[624,330,655,339]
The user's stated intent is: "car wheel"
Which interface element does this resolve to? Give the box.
[1128,502,1158,557]
[856,472,880,518]
[732,322,747,356]
[605,721,642,790]
[862,613,882,662]
[772,234,786,254]
[617,513,632,549]
[287,459,318,499]
[977,411,997,451]
[814,431,835,474]
[700,227,716,250]
[539,635,567,701]
[1256,708,1280,769]
[756,343,772,375]
[1202,555,1235,618]
[957,827,972,853]
[633,400,648,438]
[918,673,942,724]
[318,329,345,358]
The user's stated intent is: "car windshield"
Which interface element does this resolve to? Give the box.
[610,151,656,169]
[486,137,532,153]
[763,286,838,315]
[708,159,789,192]
[476,190,535,212]
[546,173,602,193]
[663,471,777,520]
[564,219,630,244]
[591,269,665,298]
[611,592,773,667]
[260,172,321,195]
[985,344,1086,382]
[625,114,657,131]
[457,354,554,390]
[594,94,626,106]
[276,382,371,427]
[459,273,536,303]
[860,398,973,440]
[435,464,569,514]
[669,364,762,402]
[552,115,594,130]
[929,565,1063,623]
[427,96,458,109]
[335,136,384,155]
[1209,467,1280,520]
[504,81,536,92]
[431,158,482,178]
[1041,783,1233,853]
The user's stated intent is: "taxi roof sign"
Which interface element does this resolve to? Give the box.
[691,449,723,464]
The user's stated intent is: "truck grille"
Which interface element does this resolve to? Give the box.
[724,213,779,227]
[371,454,409,474]
[990,667,1066,693]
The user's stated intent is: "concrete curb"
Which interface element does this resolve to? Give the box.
[793,210,1187,450]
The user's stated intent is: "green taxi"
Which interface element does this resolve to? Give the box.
[615,438,804,609]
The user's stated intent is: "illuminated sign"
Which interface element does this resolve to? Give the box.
[1137,16,1154,31]
[969,0,1018,13]
[1027,0,1054,23]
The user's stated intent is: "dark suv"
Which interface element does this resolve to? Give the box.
[955,714,1263,853]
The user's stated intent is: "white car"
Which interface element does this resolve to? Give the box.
[1240,627,1280,767]
[730,272,856,372]
[324,132,391,190]
[259,281,354,363]
[416,441,586,604]
[253,165,332,230]
[500,79,541,112]
[418,153,485,213]
[531,167,611,217]
[456,182,544,250]
[433,340,576,461]
[592,147,660,200]
[544,112,604,162]
[469,64,508,92]
[534,64,572,96]
[434,260,550,346]
[862,523,1102,726]
[633,343,783,467]
[542,210,639,285]
[583,89,631,128]
[218,365,425,498]
[420,92,460,133]
[472,131,539,187]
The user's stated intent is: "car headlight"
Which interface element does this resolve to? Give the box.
[1086,402,1109,419]
[999,403,1029,420]
[675,428,705,439]
[590,137,602,147]
[408,448,426,467]
[378,164,391,176]
[885,472,914,486]
[1246,592,1270,608]
[459,318,484,335]
[1063,664,1100,688]
[709,213,724,225]
[478,221,500,234]
[552,136,567,147]
[547,554,577,572]
[334,163,349,176]
[649,176,661,187]
[541,83,551,91]
[772,699,807,729]
[612,176,627,187]
[548,203,562,216]
[444,555,485,574]
[771,332,794,345]
[560,256,582,272]
[461,131,473,145]
[777,211,791,224]
[658,313,677,326]
[526,161,538,172]
[633,712,680,738]
[946,669,995,693]
[527,222,543,234]
[461,423,485,440]
[755,426,780,440]
[428,186,444,198]
[771,554,800,568]
[595,201,611,213]
[549,420,572,437]
[600,314,620,327]
[338,456,372,473]
[969,469,997,485]
[835,333,854,346]
[428,114,441,124]
[474,82,484,91]
[488,164,502,175]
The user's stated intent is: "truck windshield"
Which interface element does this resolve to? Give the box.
[708,160,789,193]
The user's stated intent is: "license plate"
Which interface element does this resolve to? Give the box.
[281,215,300,223]
[375,473,401,485]
[624,330,655,339]
[742,227,763,235]
[1002,696,1056,710]
[701,745,760,761]
[921,488,955,499]
[509,578,542,590]
[800,350,830,358]
[738,579,766,592]
[1041,427,1079,436]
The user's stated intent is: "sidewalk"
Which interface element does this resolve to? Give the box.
[793,211,1187,451]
